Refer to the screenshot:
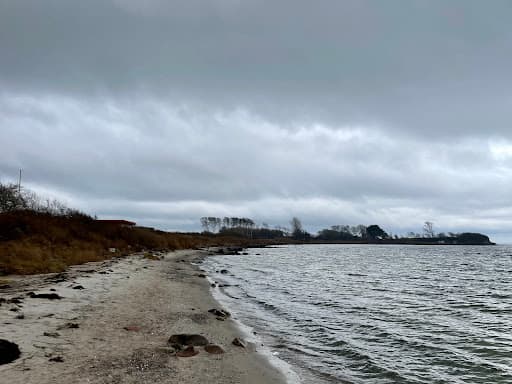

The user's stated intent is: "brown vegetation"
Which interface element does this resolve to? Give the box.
[0,211,200,275]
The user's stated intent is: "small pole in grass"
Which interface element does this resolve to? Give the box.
[18,169,22,193]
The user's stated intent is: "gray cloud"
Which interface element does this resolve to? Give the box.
[1,1,512,241]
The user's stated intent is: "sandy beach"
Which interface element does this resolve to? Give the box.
[0,250,288,384]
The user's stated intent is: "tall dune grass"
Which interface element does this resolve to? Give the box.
[0,211,214,275]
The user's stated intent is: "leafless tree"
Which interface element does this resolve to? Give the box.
[423,221,435,238]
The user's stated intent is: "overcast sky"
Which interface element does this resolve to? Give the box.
[1,0,512,242]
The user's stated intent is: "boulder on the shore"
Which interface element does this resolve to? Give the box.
[168,334,209,346]
[232,337,246,348]
[208,308,231,318]
[57,322,79,330]
[204,344,224,354]
[176,346,199,357]
[0,339,21,365]
[72,285,85,290]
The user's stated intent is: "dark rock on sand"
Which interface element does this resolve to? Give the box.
[47,273,68,283]
[49,356,64,362]
[176,346,199,357]
[8,297,23,304]
[208,308,231,318]
[220,269,229,274]
[57,322,79,330]
[232,338,246,348]
[0,339,21,365]
[204,344,224,354]
[197,274,207,278]
[72,285,85,290]
[15,313,25,319]
[43,332,60,338]
[123,326,140,332]
[0,284,11,289]
[27,292,62,300]
[168,334,209,346]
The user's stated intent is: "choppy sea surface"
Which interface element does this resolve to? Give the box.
[203,244,512,384]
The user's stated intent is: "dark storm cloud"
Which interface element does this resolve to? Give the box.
[1,1,512,240]
[2,0,512,136]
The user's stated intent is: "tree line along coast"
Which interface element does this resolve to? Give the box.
[0,182,495,275]
[200,216,495,245]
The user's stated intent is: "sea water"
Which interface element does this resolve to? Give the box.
[203,244,512,384]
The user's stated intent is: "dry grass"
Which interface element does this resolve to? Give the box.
[0,211,283,275]
[0,211,212,275]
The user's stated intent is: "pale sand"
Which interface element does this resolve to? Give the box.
[0,250,289,383]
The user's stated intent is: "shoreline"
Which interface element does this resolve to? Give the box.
[0,250,289,383]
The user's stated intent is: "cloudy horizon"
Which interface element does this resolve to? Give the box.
[1,1,512,242]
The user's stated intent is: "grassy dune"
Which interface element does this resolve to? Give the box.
[0,211,247,275]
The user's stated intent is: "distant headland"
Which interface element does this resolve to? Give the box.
[0,182,495,276]
[199,217,495,246]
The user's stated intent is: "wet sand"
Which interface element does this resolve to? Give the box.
[0,250,288,383]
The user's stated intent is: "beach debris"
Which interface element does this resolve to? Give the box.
[197,273,207,278]
[204,344,225,354]
[123,326,141,332]
[220,269,229,274]
[9,307,20,312]
[168,334,209,346]
[0,339,21,365]
[27,292,62,300]
[43,332,60,338]
[208,308,231,319]
[232,338,246,348]
[72,285,85,290]
[57,322,80,330]
[49,356,64,363]
[176,346,199,357]
[15,313,25,320]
